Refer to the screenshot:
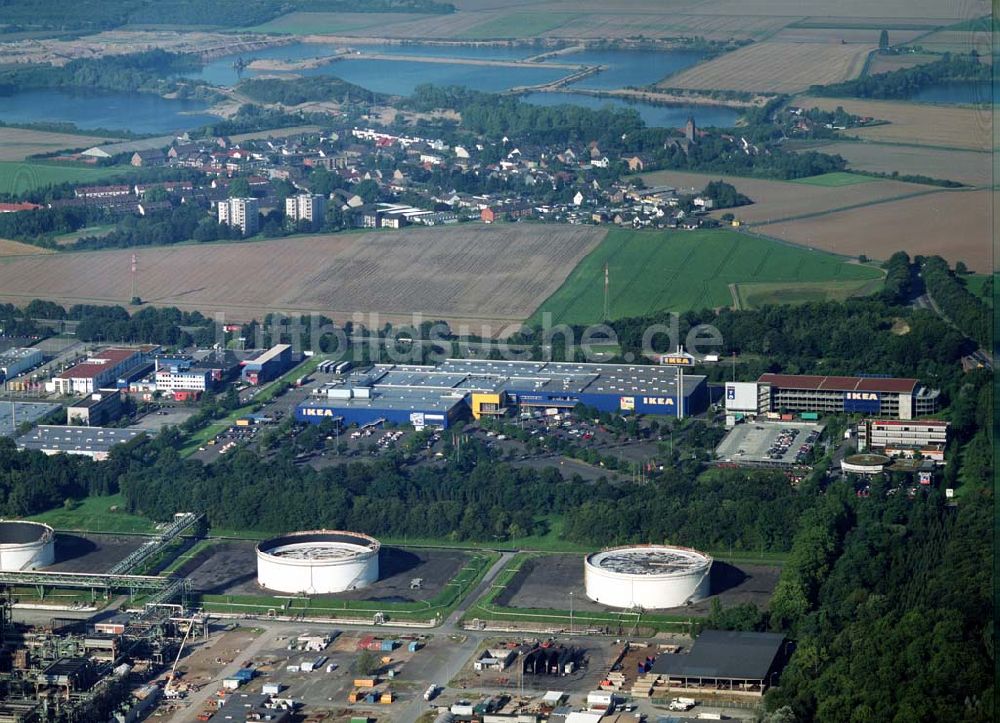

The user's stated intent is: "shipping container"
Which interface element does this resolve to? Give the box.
[353,678,377,688]
[800,412,820,420]
[408,641,422,652]
[780,413,794,421]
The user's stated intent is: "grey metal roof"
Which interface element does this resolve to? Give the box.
[651,630,786,680]
[17,425,143,454]
[0,402,60,437]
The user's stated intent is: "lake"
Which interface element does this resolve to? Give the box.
[520,92,740,129]
[559,48,710,90]
[0,88,217,134]
[909,81,994,105]
[0,42,744,133]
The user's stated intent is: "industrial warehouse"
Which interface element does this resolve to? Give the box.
[296,359,708,429]
[725,374,940,420]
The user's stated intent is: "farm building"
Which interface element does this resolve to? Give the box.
[296,360,707,430]
[241,344,293,385]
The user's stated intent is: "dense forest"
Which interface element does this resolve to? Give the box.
[238,76,386,106]
[0,51,214,97]
[811,53,990,99]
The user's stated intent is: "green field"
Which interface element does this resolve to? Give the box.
[0,162,124,195]
[528,227,884,326]
[789,172,878,187]
[735,278,881,308]
[459,12,576,39]
[27,494,158,534]
[962,273,994,306]
[248,11,386,34]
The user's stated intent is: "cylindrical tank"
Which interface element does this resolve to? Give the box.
[256,530,379,594]
[0,521,55,571]
[584,544,712,609]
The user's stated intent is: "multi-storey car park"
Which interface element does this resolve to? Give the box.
[726,374,940,421]
[295,359,709,429]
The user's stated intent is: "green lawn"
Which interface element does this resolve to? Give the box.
[0,162,124,195]
[53,224,116,246]
[459,12,577,39]
[528,227,884,325]
[247,11,387,34]
[962,273,994,307]
[789,172,878,187]
[736,278,881,308]
[27,494,157,534]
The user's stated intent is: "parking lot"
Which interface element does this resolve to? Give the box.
[716,421,824,465]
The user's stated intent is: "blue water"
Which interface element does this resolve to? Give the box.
[559,48,710,90]
[0,88,218,134]
[520,92,740,129]
[298,58,568,96]
[909,80,993,105]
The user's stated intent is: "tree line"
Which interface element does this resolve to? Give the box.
[810,53,989,99]
[919,255,990,348]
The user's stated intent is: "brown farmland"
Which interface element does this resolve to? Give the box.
[639,169,929,225]
[0,239,54,257]
[0,225,606,328]
[810,142,991,187]
[0,128,118,162]
[757,189,991,271]
[797,96,993,151]
[662,42,872,94]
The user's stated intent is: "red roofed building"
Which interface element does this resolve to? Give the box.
[0,202,41,213]
[49,347,157,396]
[756,373,939,420]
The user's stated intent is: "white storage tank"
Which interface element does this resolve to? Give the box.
[256,530,379,595]
[0,521,55,571]
[584,545,712,610]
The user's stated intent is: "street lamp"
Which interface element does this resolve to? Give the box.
[569,591,574,635]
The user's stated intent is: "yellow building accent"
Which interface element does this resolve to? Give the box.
[471,391,507,419]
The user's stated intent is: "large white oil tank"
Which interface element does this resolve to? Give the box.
[584,545,712,610]
[256,530,379,595]
[0,521,55,571]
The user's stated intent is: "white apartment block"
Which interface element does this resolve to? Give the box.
[218,197,260,236]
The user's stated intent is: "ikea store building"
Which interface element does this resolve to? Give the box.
[295,359,707,430]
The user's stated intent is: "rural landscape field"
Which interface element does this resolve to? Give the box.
[0,226,606,325]
[530,228,884,325]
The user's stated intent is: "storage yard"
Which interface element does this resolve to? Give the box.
[44,533,149,574]
[493,554,779,617]
[177,541,472,604]
[0,225,606,326]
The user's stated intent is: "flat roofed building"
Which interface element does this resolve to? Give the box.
[50,347,155,396]
[285,193,326,228]
[0,347,42,381]
[858,418,949,462]
[66,390,124,427]
[17,425,144,460]
[218,197,260,236]
[650,629,788,696]
[297,359,708,430]
[757,373,939,420]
